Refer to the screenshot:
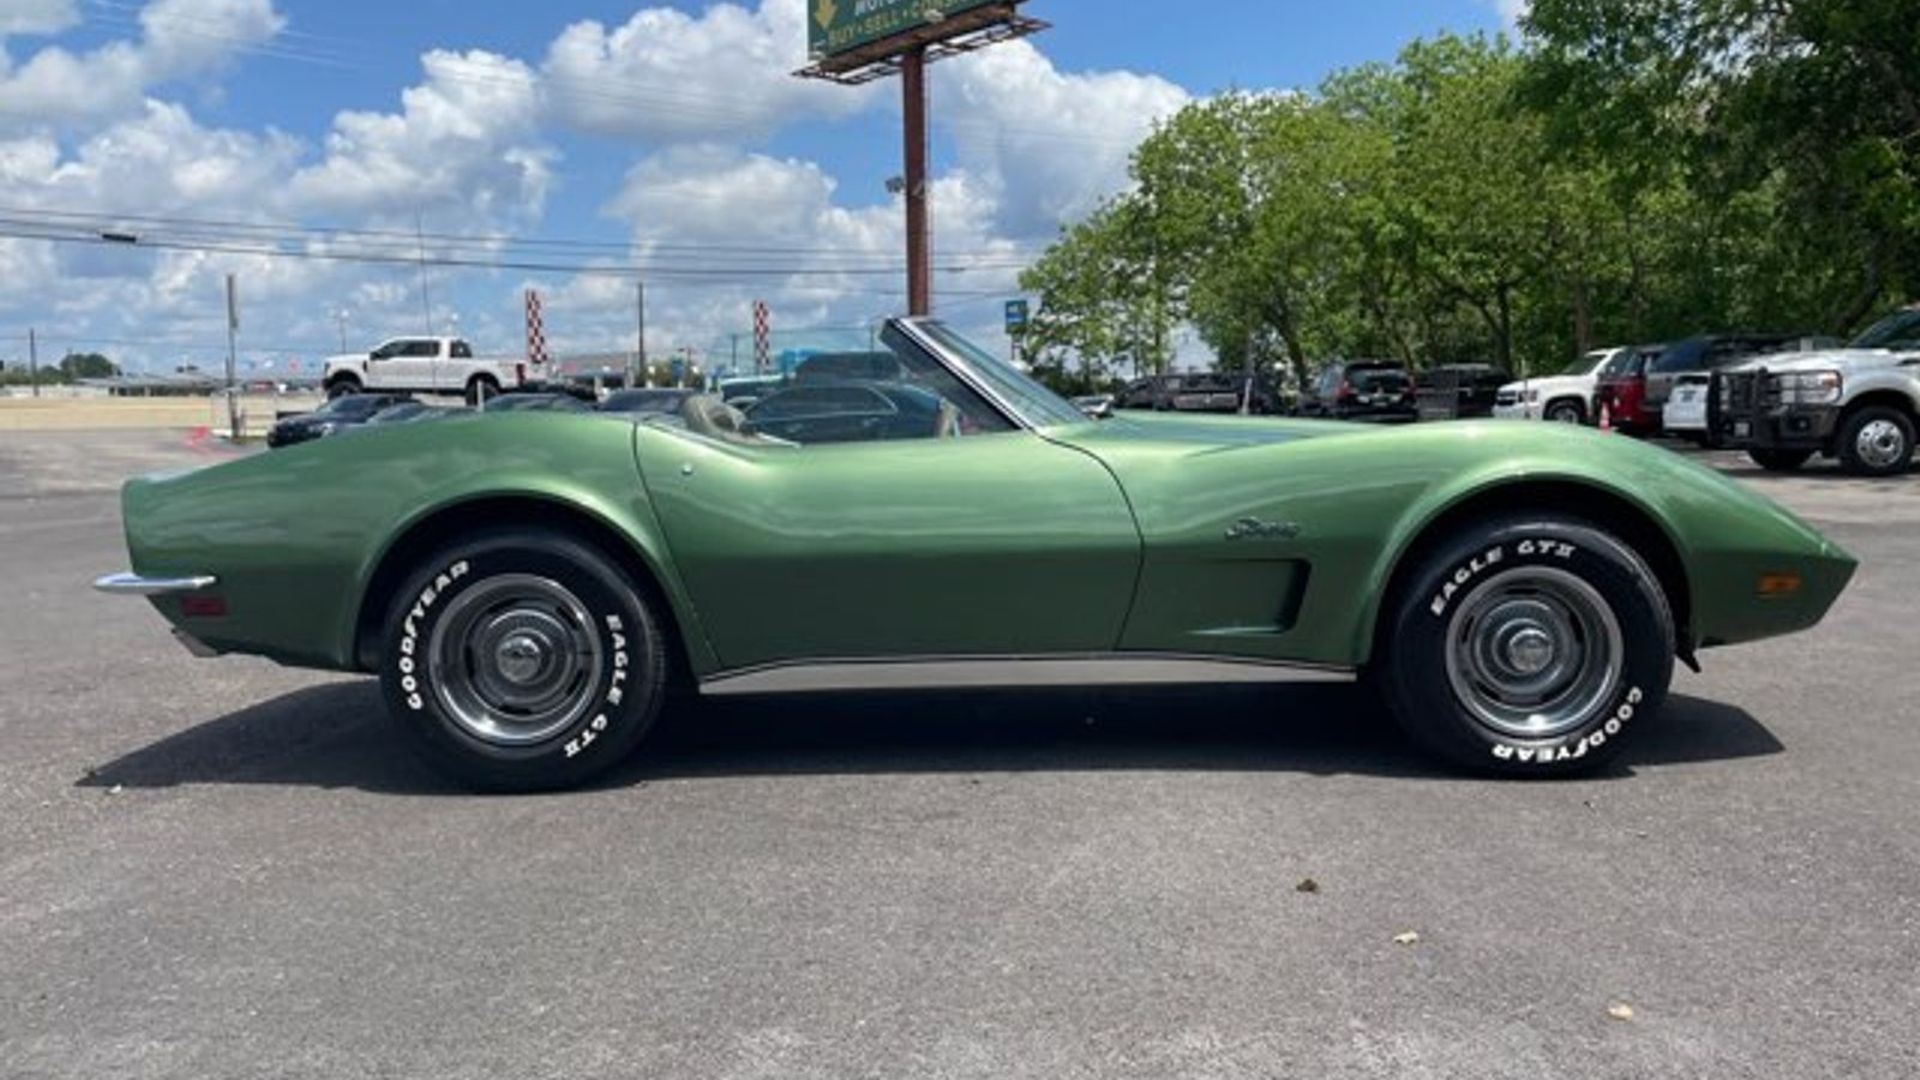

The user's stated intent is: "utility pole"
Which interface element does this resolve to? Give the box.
[335,309,349,353]
[28,328,39,399]
[414,211,434,336]
[902,46,931,317]
[225,274,241,441]
[635,280,647,389]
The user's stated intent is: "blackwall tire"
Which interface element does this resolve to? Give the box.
[467,378,501,408]
[327,379,360,400]
[379,528,668,792]
[1836,407,1915,478]
[1375,516,1674,776]
[1545,400,1585,425]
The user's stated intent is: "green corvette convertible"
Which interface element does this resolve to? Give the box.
[98,319,1855,791]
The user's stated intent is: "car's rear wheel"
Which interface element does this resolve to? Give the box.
[1375,516,1674,776]
[1749,448,1813,472]
[379,528,668,792]
[1836,406,1914,477]
[467,376,501,407]
[1545,400,1585,425]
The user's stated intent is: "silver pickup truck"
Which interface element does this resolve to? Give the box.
[1712,307,1920,476]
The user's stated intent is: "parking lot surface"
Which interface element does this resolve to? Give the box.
[2,429,1916,1079]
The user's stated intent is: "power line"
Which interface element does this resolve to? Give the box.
[0,206,1052,261]
[0,224,1033,279]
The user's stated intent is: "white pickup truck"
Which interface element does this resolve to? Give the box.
[1711,306,1920,476]
[323,337,532,404]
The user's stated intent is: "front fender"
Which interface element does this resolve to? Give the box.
[1347,425,1849,664]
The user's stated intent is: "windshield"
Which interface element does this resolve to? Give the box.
[1852,309,1920,350]
[910,320,1087,428]
[1567,350,1613,376]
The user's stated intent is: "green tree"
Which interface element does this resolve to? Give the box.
[58,352,118,380]
[1525,0,1920,333]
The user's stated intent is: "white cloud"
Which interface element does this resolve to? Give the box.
[0,0,79,37]
[936,40,1190,235]
[0,0,1199,368]
[541,0,877,142]
[1491,0,1530,29]
[550,145,1023,362]
[0,0,284,130]
[288,49,553,220]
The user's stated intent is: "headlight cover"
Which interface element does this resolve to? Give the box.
[1771,370,1843,405]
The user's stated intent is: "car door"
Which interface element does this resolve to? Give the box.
[366,339,425,390]
[636,424,1143,671]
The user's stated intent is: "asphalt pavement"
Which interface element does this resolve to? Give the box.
[2,429,1916,1079]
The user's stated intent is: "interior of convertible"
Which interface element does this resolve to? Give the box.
[662,323,1021,448]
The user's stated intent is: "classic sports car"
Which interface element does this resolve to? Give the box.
[97,319,1855,791]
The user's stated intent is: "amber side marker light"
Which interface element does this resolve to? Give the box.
[1757,573,1803,600]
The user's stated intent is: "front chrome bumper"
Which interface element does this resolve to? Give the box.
[93,572,219,596]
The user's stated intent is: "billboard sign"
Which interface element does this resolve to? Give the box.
[808,0,1009,62]
[1004,299,1030,332]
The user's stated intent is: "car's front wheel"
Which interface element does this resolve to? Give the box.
[326,377,361,400]
[379,528,669,792]
[1545,400,1585,425]
[1375,516,1674,776]
[1836,406,1915,477]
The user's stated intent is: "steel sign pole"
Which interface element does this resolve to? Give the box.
[902,46,932,317]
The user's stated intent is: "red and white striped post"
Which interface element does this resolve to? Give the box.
[752,300,771,374]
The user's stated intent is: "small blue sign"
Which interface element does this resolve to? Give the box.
[1004,299,1030,332]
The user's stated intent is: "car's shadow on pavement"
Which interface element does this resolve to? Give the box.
[79,679,1786,796]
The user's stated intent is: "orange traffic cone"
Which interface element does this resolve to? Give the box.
[1598,402,1613,433]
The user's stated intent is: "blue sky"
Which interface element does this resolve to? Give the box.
[0,0,1516,374]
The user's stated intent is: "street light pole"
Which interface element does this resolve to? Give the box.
[636,281,647,389]
[225,274,241,442]
[27,328,38,399]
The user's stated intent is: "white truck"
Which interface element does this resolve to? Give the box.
[323,337,533,405]
[1491,347,1624,424]
[1711,306,1920,476]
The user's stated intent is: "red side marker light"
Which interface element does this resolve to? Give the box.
[1757,573,1802,600]
[181,595,228,618]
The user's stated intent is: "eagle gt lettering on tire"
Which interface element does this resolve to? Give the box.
[1377,515,1674,775]
[380,526,668,792]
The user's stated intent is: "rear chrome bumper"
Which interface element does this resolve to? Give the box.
[93,572,218,596]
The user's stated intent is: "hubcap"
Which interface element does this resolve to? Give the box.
[1444,567,1624,741]
[1855,419,1907,469]
[427,574,604,748]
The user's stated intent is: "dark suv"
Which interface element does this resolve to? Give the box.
[1298,361,1416,422]
[1417,364,1513,420]
[1639,334,1807,430]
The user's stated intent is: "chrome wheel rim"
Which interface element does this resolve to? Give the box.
[1548,404,1581,424]
[427,574,604,747]
[1444,567,1623,740]
[1854,420,1907,470]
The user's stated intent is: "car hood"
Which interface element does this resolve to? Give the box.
[1725,348,1920,374]
[1498,374,1593,396]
